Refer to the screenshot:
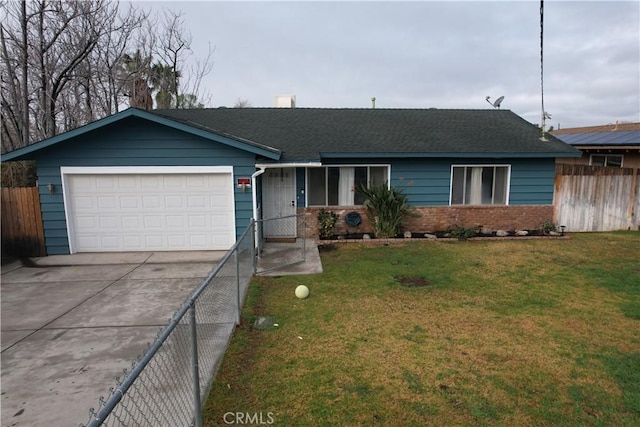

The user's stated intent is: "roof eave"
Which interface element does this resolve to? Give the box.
[2,108,281,162]
[320,151,583,159]
[573,145,640,150]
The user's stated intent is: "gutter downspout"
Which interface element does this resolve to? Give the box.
[251,167,266,249]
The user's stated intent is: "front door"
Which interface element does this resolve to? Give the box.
[262,168,297,237]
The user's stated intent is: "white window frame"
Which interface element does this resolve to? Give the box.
[449,164,511,206]
[305,165,391,207]
[589,154,624,167]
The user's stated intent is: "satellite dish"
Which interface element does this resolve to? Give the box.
[486,95,505,109]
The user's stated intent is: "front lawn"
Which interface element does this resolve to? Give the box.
[204,232,640,426]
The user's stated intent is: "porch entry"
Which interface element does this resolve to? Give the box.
[262,167,297,238]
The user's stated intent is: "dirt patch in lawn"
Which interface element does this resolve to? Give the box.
[394,275,431,287]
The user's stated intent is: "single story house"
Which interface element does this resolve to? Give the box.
[2,107,580,254]
[551,122,640,168]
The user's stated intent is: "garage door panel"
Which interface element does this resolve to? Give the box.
[66,173,234,252]
[142,196,162,209]
[96,176,116,189]
[144,235,164,248]
[187,195,206,208]
[101,236,120,249]
[189,235,208,246]
[187,175,207,186]
[70,178,95,191]
[165,195,183,208]
[167,235,186,247]
[120,196,140,209]
[97,197,116,209]
[98,216,118,228]
[74,196,96,209]
[76,216,97,229]
[121,216,140,228]
[166,215,184,228]
[118,176,137,188]
[123,236,142,248]
[141,176,161,188]
[143,216,163,228]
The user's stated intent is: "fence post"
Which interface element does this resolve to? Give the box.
[235,248,241,325]
[190,302,203,427]
[302,214,307,263]
[252,220,257,274]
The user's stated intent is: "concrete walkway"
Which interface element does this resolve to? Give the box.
[1,244,324,426]
[1,251,225,427]
[257,239,324,276]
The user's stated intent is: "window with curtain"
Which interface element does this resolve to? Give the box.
[307,166,389,206]
[450,165,509,205]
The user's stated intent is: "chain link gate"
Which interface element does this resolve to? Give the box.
[256,213,307,274]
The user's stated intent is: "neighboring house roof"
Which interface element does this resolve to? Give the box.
[3,107,580,163]
[554,131,639,146]
[552,122,640,134]
[551,122,640,147]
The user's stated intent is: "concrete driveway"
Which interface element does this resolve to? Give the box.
[1,251,225,427]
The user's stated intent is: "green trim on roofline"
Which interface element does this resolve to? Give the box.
[2,108,281,162]
[319,151,583,159]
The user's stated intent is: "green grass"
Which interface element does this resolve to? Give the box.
[204,232,640,426]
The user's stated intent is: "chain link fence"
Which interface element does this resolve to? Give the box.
[82,221,256,427]
[256,213,307,274]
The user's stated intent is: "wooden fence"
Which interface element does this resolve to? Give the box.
[554,164,640,232]
[1,187,46,257]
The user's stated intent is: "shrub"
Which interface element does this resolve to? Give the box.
[357,183,416,239]
[539,220,557,234]
[448,225,478,240]
[317,209,338,239]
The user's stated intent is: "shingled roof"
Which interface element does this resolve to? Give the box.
[152,108,579,162]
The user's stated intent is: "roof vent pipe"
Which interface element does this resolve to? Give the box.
[371,97,376,109]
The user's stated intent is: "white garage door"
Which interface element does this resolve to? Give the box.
[63,168,235,252]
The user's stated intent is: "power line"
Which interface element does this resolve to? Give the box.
[540,0,547,141]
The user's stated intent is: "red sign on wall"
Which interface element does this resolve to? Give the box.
[237,178,251,188]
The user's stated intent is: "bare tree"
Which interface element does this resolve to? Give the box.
[234,98,252,108]
[1,0,147,153]
[152,9,214,109]
[1,1,215,159]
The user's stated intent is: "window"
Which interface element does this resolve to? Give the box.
[307,166,389,206]
[450,165,509,205]
[590,154,623,167]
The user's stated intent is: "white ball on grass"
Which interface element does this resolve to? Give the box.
[295,285,310,299]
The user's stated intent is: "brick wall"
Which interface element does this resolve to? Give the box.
[300,205,554,238]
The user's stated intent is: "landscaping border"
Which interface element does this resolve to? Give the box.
[318,234,570,245]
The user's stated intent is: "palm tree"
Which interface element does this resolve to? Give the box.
[150,63,180,109]
[119,50,153,110]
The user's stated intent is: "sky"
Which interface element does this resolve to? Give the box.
[139,1,640,129]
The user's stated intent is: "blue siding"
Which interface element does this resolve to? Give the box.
[295,168,307,208]
[390,159,452,205]
[33,117,257,255]
[311,157,556,207]
[389,158,555,206]
[508,158,556,205]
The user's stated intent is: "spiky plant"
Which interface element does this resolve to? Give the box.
[357,183,416,239]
